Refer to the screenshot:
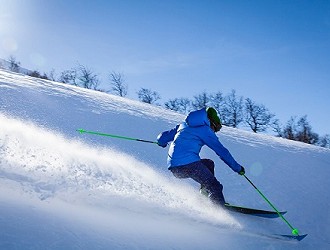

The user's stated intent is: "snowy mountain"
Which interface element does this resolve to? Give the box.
[1,69,329,249]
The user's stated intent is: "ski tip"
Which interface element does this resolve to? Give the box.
[279,233,308,241]
[295,234,308,241]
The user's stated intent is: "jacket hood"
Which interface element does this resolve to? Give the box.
[185,108,210,127]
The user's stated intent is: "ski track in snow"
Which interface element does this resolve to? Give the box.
[0,113,239,229]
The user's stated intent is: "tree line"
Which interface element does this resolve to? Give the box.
[1,55,329,148]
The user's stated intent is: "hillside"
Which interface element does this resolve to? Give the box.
[0,58,32,75]
[1,69,330,249]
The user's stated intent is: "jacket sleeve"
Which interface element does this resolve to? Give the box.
[157,125,179,147]
[203,128,242,173]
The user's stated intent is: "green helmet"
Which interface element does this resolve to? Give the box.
[206,107,222,132]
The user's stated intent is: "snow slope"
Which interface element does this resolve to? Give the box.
[1,69,330,249]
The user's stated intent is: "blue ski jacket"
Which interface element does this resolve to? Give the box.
[157,108,242,173]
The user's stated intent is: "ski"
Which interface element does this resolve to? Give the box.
[224,203,287,218]
[217,226,308,242]
[241,231,308,242]
[275,233,308,241]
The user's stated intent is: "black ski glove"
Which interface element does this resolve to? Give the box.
[238,166,245,175]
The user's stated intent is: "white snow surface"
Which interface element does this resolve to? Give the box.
[0,69,329,249]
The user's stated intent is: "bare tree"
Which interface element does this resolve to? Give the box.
[176,97,191,114]
[77,65,99,90]
[48,69,57,81]
[319,134,330,148]
[295,116,319,144]
[191,91,210,109]
[8,55,21,73]
[244,98,275,133]
[28,70,49,80]
[271,118,283,137]
[137,88,160,104]
[282,116,319,145]
[59,69,78,86]
[282,117,296,140]
[210,91,224,116]
[221,90,243,128]
[165,97,191,114]
[109,72,128,97]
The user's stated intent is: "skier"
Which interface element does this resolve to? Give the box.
[157,107,245,206]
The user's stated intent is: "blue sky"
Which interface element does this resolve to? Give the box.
[1,0,329,135]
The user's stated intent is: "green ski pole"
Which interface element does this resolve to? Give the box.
[77,129,158,144]
[243,174,300,236]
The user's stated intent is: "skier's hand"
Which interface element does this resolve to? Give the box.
[157,142,167,148]
[238,166,245,175]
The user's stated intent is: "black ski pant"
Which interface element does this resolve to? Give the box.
[169,159,225,206]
